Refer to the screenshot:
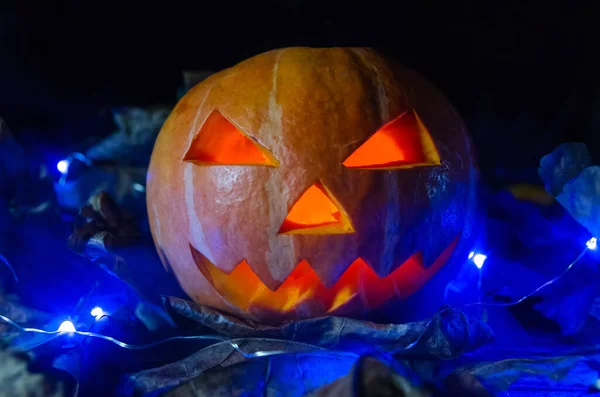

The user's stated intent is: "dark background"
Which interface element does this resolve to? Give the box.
[1,0,599,182]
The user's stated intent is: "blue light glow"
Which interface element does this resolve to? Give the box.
[468,251,475,259]
[587,237,597,250]
[90,307,104,317]
[57,159,69,174]
[132,183,146,193]
[473,254,487,269]
[58,320,76,333]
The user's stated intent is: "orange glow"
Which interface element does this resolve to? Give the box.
[189,235,458,315]
[183,110,279,166]
[343,109,441,169]
[278,182,354,235]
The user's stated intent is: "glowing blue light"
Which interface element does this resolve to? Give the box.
[58,320,76,333]
[473,254,487,269]
[90,307,104,317]
[132,183,146,193]
[587,237,597,250]
[468,251,475,259]
[57,159,69,174]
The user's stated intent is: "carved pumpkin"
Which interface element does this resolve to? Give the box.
[147,47,478,322]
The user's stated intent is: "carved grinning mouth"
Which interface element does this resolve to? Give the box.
[190,235,459,315]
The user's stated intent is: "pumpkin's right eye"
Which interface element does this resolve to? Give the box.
[342,109,440,170]
[184,110,279,167]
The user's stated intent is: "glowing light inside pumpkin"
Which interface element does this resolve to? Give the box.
[279,182,354,234]
[183,110,279,166]
[190,236,458,315]
[343,109,441,169]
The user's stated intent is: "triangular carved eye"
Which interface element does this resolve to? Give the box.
[342,109,440,169]
[184,110,279,166]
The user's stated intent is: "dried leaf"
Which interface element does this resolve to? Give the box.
[0,293,51,343]
[119,300,493,396]
[159,352,358,397]
[462,356,596,394]
[482,187,595,335]
[308,356,435,397]
[539,142,591,197]
[556,165,600,238]
[0,343,76,397]
[443,371,491,397]
[165,298,494,359]
[85,106,170,167]
[69,192,139,254]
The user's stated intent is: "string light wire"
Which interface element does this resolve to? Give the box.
[0,312,344,359]
[0,239,595,357]
[465,242,591,308]
[0,253,19,283]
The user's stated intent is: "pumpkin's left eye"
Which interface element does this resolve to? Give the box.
[342,109,440,169]
[184,110,279,167]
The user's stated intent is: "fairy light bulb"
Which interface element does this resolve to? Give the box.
[587,237,597,250]
[56,159,69,174]
[58,321,76,333]
[473,254,487,269]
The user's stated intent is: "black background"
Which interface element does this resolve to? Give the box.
[1,0,599,181]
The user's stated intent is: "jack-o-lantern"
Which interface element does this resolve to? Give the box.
[147,47,478,323]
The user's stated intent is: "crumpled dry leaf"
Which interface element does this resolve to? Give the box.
[462,355,597,394]
[68,192,175,332]
[538,142,600,237]
[161,355,436,397]
[118,300,493,396]
[532,259,600,335]
[442,371,491,397]
[0,118,56,218]
[307,356,435,397]
[69,192,139,254]
[85,106,170,167]
[539,142,591,197]
[164,299,493,359]
[556,165,600,238]
[0,292,51,344]
[0,343,76,397]
[155,351,357,397]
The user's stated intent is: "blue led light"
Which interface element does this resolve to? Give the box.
[58,320,76,333]
[473,254,487,269]
[132,183,146,193]
[56,159,69,174]
[587,237,597,250]
[90,307,104,317]
[468,251,475,259]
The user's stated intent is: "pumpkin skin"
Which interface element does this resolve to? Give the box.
[147,47,478,323]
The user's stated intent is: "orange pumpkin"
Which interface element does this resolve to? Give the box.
[147,47,478,323]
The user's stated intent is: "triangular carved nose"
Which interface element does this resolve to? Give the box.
[278,182,354,235]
